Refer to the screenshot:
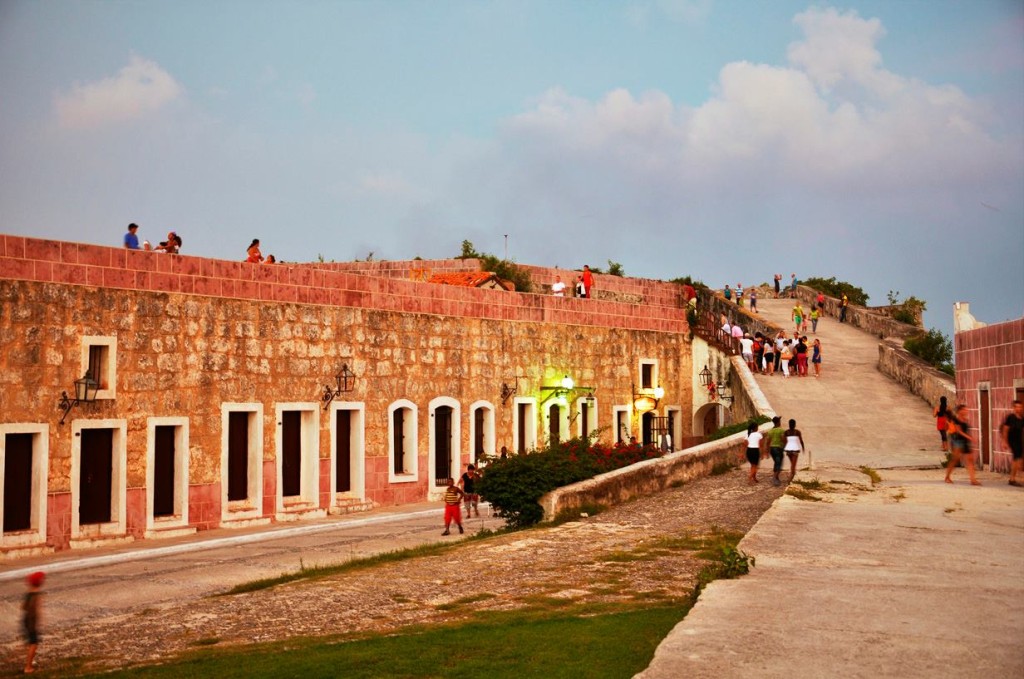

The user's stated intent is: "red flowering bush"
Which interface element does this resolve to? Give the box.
[477,435,663,528]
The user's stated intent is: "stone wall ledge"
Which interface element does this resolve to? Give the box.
[878,338,956,411]
[539,434,748,519]
[0,235,686,334]
[795,285,920,340]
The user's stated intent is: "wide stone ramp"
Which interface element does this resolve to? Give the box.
[639,296,1024,678]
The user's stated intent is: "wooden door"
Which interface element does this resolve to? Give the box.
[548,404,561,444]
[3,433,33,532]
[703,407,719,436]
[227,412,249,501]
[473,408,485,461]
[581,402,590,439]
[336,410,352,493]
[393,409,406,474]
[980,388,991,467]
[517,403,528,453]
[80,428,113,525]
[434,406,452,485]
[282,411,301,497]
[641,412,654,446]
[153,426,175,517]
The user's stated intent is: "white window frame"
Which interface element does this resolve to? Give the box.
[512,397,538,453]
[220,403,264,523]
[639,358,658,391]
[613,405,632,444]
[665,405,682,453]
[388,399,419,483]
[330,401,366,501]
[81,335,117,400]
[70,418,127,541]
[145,417,190,533]
[543,399,570,444]
[468,400,495,464]
[575,397,599,439]
[275,403,321,516]
[428,397,462,492]
[0,423,49,549]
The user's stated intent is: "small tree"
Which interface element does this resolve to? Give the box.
[607,260,625,277]
[457,240,481,259]
[904,328,953,375]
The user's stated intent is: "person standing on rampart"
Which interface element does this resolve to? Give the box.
[551,275,566,297]
[582,265,593,298]
[124,223,140,249]
[839,294,849,322]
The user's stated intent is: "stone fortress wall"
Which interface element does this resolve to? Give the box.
[0,235,696,554]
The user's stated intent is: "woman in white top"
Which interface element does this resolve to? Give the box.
[784,418,805,479]
[744,422,764,485]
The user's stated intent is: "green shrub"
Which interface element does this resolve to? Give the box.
[904,328,953,373]
[607,260,625,277]
[478,436,663,528]
[454,240,533,292]
[887,290,926,325]
[802,276,869,306]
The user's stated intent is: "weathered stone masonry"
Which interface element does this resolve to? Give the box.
[0,236,695,554]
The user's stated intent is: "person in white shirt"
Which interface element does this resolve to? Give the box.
[740,333,755,371]
[744,422,765,484]
[551,275,566,297]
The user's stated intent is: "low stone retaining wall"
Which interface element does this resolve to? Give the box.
[878,338,956,410]
[540,353,775,520]
[795,285,920,340]
[538,435,749,519]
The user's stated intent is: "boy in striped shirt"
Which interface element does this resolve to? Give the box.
[442,479,464,535]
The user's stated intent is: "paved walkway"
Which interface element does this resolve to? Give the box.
[0,502,503,647]
[640,298,1024,678]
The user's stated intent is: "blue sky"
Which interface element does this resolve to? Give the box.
[1,0,1021,335]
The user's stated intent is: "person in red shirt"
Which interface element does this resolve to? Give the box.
[581,265,594,298]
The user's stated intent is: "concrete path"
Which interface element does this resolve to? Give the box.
[0,502,503,646]
[640,298,1024,678]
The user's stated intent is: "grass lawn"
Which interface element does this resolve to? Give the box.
[91,604,688,678]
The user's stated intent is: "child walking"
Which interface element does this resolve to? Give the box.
[23,571,44,674]
[441,478,465,535]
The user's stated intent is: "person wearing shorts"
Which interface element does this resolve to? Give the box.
[784,419,805,480]
[459,464,480,517]
[744,423,764,485]
[1001,400,1024,486]
[945,405,979,485]
[441,479,464,535]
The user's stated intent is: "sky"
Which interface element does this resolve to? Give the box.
[1,0,1022,336]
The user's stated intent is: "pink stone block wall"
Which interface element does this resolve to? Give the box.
[46,492,72,550]
[126,488,147,538]
[188,483,221,531]
[955,318,1024,473]
[263,459,276,516]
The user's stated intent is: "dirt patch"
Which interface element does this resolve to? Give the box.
[23,469,785,675]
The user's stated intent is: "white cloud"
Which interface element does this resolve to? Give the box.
[496,6,1012,201]
[54,56,182,129]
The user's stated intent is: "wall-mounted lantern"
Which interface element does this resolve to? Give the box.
[540,374,594,407]
[699,365,713,387]
[500,375,524,406]
[58,372,99,425]
[322,364,357,409]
